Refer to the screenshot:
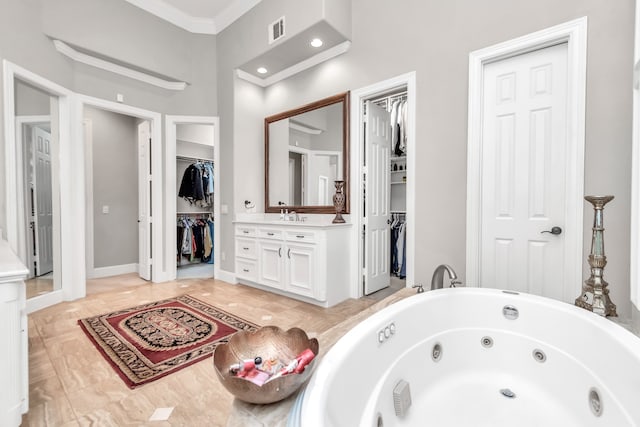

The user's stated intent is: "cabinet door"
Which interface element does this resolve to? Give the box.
[286,243,316,298]
[259,241,284,289]
[0,281,27,426]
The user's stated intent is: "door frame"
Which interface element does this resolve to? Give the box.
[466,17,587,301]
[165,115,221,281]
[78,95,164,282]
[350,72,416,298]
[3,60,81,313]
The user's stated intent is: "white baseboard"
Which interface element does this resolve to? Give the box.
[215,268,237,284]
[88,263,138,279]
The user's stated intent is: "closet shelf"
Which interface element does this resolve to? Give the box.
[390,156,407,161]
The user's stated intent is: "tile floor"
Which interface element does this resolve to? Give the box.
[22,274,405,426]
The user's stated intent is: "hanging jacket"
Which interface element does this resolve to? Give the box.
[178,164,205,203]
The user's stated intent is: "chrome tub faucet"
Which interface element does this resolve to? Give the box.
[431,264,462,290]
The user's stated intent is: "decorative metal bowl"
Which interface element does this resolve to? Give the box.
[213,325,319,404]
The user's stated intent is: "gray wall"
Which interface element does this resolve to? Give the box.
[217,0,636,317]
[0,0,74,237]
[15,80,51,116]
[40,0,218,115]
[85,106,138,268]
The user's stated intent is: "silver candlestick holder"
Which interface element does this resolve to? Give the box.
[575,195,617,317]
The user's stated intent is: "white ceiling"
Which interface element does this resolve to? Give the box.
[124,0,262,34]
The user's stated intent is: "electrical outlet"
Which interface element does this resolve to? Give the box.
[221,252,226,261]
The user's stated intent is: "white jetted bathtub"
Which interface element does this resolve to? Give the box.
[290,288,640,426]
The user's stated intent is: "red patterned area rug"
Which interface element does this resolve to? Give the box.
[78,294,259,388]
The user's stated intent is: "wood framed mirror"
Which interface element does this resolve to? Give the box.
[265,92,349,214]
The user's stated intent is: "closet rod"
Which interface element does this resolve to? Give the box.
[177,211,213,216]
[177,155,214,162]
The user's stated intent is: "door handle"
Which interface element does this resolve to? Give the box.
[541,226,562,235]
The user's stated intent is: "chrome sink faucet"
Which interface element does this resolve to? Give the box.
[431,264,461,290]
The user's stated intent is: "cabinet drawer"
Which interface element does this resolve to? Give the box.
[236,225,257,238]
[259,228,284,240]
[235,238,257,259]
[285,230,317,244]
[236,258,258,282]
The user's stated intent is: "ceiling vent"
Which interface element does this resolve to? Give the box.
[269,16,285,44]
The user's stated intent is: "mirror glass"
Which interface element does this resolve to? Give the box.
[265,92,349,213]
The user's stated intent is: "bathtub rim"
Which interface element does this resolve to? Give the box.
[299,287,640,426]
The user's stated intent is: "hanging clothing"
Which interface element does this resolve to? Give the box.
[177,216,214,266]
[207,218,215,264]
[390,214,407,278]
[178,164,205,204]
[178,161,214,207]
[203,162,214,205]
[388,98,407,157]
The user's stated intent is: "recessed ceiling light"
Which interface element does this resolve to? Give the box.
[310,38,323,48]
[257,67,268,74]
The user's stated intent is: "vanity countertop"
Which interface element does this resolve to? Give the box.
[233,214,353,228]
[225,288,415,427]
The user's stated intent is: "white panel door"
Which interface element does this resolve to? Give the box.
[481,43,569,300]
[32,126,53,276]
[364,101,391,295]
[137,121,152,281]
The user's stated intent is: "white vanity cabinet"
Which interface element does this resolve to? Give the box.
[234,221,351,307]
[235,225,258,282]
[0,239,29,426]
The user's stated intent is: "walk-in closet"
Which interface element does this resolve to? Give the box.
[175,124,215,279]
[362,88,408,295]
[374,91,408,282]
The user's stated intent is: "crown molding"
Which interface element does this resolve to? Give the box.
[53,40,188,91]
[124,0,261,35]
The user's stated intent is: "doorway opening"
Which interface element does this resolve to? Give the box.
[350,72,416,299]
[18,114,55,298]
[4,61,76,313]
[165,116,221,281]
[83,105,153,282]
